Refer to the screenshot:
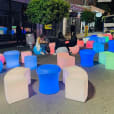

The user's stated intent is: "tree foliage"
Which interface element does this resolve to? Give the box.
[81,10,95,25]
[25,0,70,24]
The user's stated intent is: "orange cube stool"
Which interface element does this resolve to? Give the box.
[49,43,55,54]
[57,52,75,69]
[77,40,84,47]
[21,51,32,63]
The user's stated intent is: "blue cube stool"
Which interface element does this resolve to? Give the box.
[79,49,95,67]
[0,61,3,72]
[93,42,104,53]
[4,50,20,68]
[108,40,114,52]
[37,64,61,94]
[97,37,106,43]
[24,55,37,70]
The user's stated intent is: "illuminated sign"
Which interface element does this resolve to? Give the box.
[45,24,52,30]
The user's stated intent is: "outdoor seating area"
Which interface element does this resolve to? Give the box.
[0,33,114,114]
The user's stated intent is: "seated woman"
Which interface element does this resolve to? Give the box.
[33,34,48,55]
[55,32,69,53]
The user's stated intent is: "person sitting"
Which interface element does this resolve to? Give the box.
[55,32,69,54]
[35,34,48,55]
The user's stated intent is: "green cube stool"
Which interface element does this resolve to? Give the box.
[104,36,109,43]
[105,53,114,70]
[99,51,112,65]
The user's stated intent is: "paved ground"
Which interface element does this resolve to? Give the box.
[0,46,114,114]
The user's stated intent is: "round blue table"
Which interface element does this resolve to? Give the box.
[37,64,61,94]
[79,49,95,67]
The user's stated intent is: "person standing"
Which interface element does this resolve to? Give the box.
[70,22,76,37]
[16,25,22,46]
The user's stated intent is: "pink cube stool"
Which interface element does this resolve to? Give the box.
[49,43,55,54]
[57,52,75,69]
[21,51,32,63]
[77,40,84,47]
[104,34,113,40]
[86,41,94,48]
[69,45,80,55]
[0,54,5,64]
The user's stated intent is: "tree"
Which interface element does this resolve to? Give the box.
[81,10,95,25]
[25,0,70,25]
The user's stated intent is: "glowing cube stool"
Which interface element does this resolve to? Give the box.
[49,43,55,54]
[0,54,5,64]
[4,67,31,104]
[77,40,84,47]
[4,50,20,68]
[0,61,3,72]
[56,47,68,53]
[105,53,114,70]
[80,49,95,67]
[108,40,114,52]
[104,36,109,43]
[57,52,75,69]
[24,55,37,70]
[99,51,111,65]
[69,45,80,55]
[93,42,104,53]
[37,64,61,94]
[63,65,88,102]
[21,51,32,63]
[86,41,94,48]
[97,37,105,43]
[104,34,113,40]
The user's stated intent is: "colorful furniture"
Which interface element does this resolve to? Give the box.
[99,51,111,65]
[49,43,55,54]
[108,40,114,52]
[86,41,94,48]
[56,47,68,54]
[24,55,37,70]
[4,67,31,104]
[77,40,84,47]
[104,34,113,40]
[80,49,95,67]
[0,61,3,72]
[104,36,109,43]
[4,50,20,68]
[37,64,61,94]
[105,53,114,70]
[97,37,106,43]
[0,54,5,64]
[21,51,32,63]
[63,66,88,102]
[69,45,80,55]
[93,42,104,53]
[57,52,75,69]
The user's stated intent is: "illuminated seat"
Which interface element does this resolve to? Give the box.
[4,67,31,104]
[63,65,88,102]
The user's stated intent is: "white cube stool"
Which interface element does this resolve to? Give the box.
[4,67,31,104]
[63,66,88,102]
